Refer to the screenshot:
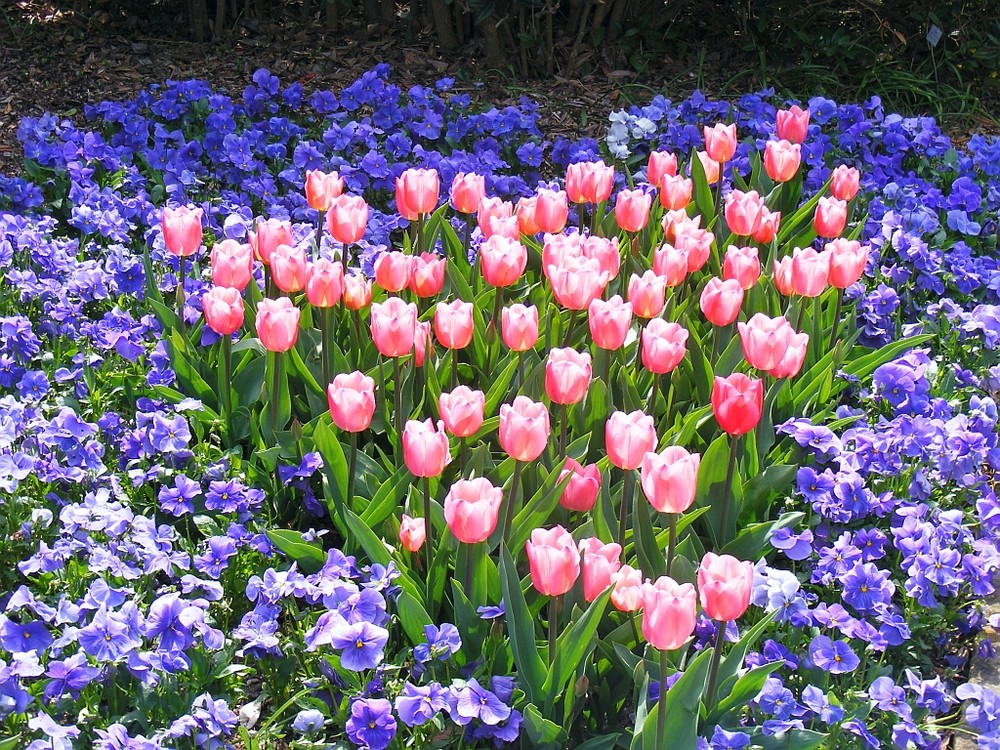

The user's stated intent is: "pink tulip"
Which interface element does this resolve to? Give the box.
[712,373,764,437]
[772,257,795,296]
[698,552,754,621]
[541,233,579,274]
[409,253,446,298]
[775,105,810,144]
[769,332,809,379]
[738,314,795,371]
[557,458,601,512]
[752,207,782,244]
[614,189,652,233]
[403,418,452,478]
[605,410,656,470]
[674,222,715,273]
[830,165,861,202]
[641,319,688,374]
[579,538,622,602]
[480,235,527,287]
[659,175,693,210]
[724,189,765,237]
[545,348,592,405]
[640,576,698,650]
[374,251,413,293]
[499,396,550,462]
[399,514,426,552]
[305,259,344,308]
[704,123,737,163]
[486,215,521,241]
[327,194,369,245]
[722,245,761,290]
[764,140,801,183]
[202,286,244,336]
[305,169,344,212]
[370,296,418,357]
[502,304,539,352]
[327,371,376,433]
[627,271,667,319]
[814,196,848,238]
[548,256,608,311]
[566,160,614,204]
[255,297,300,353]
[640,446,700,514]
[438,386,486,438]
[210,239,254,290]
[582,235,621,280]
[653,244,689,287]
[434,300,474,350]
[534,188,569,234]
[526,526,580,597]
[396,168,439,217]
[790,247,830,298]
[588,295,633,351]
[647,151,678,188]
[700,277,744,326]
[250,218,293,265]
[343,272,372,310]
[270,244,308,293]
[450,172,486,214]
[414,321,433,367]
[477,197,513,234]
[695,151,721,185]
[162,205,204,257]
[444,477,503,544]
[610,565,644,612]
[826,239,868,289]
[516,196,541,236]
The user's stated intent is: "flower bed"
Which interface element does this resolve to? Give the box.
[0,67,999,750]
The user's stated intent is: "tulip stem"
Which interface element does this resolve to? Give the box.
[464,541,476,601]
[718,434,739,547]
[617,469,633,550]
[352,310,363,368]
[321,306,334,387]
[485,288,504,377]
[548,595,561,665]
[451,347,459,390]
[578,205,586,235]
[794,297,807,333]
[316,210,324,259]
[393,356,404,464]
[629,612,641,646]
[562,309,578,348]
[560,403,568,459]
[665,512,677,577]
[829,289,844,351]
[347,431,358,512]
[459,438,468,477]
[423,476,433,583]
[416,214,425,257]
[501,460,524,543]
[463,214,473,266]
[656,647,669,750]
[269,352,282,432]
[646,372,660,419]
[664,373,675,426]
[221,334,233,440]
[517,351,525,391]
[704,619,727,712]
[176,255,186,335]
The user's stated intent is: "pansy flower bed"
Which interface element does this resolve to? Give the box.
[1,66,1000,750]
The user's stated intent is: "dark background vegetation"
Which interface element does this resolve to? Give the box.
[1,0,998,174]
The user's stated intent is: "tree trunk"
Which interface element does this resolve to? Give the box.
[214,0,227,39]
[427,0,460,50]
[325,0,339,30]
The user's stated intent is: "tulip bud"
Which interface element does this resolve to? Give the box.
[700,277,744,327]
[162,206,204,257]
[698,552,754,621]
[202,286,244,336]
[711,373,763,436]
[775,105,810,144]
[830,165,861,202]
[450,172,486,214]
[256,297,300,353]
[399,514,426,552]
[526,526,580,596]
[327,371,376,432]
[704,123,737,163]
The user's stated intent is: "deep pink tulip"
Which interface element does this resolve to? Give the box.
[534,188,569,234]
[640,446,700,514]
[814,196,848,238]
[450,172,486,214]
[444,477,503,544]
[250,218,293,265]
[775,105,810,144]
[210,240,254,290]
[526,525,580,597]
[343,272,372,310]
[712,373,764,436]
[557,458,601,512]
[480,235,527,287]
[627,270,667,319]
[826,239,868,289]
[659,174,693,210]
[409,253,446,298]
[374,251,413,293]
[270,244,308,293]
[790,247,830,298]
[614,189,652,233]
[566,160,614,204]
[499,396,550,462]
[255,297,300,353]
[698,552,754,621]
[653,244,689,287]
[434,300,474,350]
[162,205,204,258]
[647,151,678,188]
[202,286,244,336]
[641,319,688,374]
[396,168,440,217]
[751,207,782,244]
[501,304,539,352]
[724,189,765,237]
[588,295,633,351]
[414,321,433,367]
[700,277,744,326]
[305,169,344,212]
[327,371,376,433]
[545,348,592,405]
[764,140,801,183]
[610,565,643,612]
[327,194,369,245]
[438,386,486,438]
[738,314,796,372]
[579,538,622,602]
[605,410,656,470]
[399,514,426,552]
[704,123,737,163]
[830,165,861,201]
[370,297,418,357]
[403,418,452,478]
[640,576,698,651]
[722,245,761,290]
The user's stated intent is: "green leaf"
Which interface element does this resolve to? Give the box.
[693,433,741,548]
[542,590,610,710]
[360,466,411,527]
[233,355,267,409]
[689,147,716,227]
[722,512,803,560]
[523,704,567,748]
[396,591,434,646]
[265,529,325,573]
[499,545,547,705]
[313,418,349,509]
[485,356,520,415]
[633,485,666,579]
[755,729,827,750]
[739,464,797,520]
[708,660,784,724]
[574,735,621,750]
[639,647,713,750]
[715,611,777,696]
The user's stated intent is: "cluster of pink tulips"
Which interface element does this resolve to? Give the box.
[156,107,869,738]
